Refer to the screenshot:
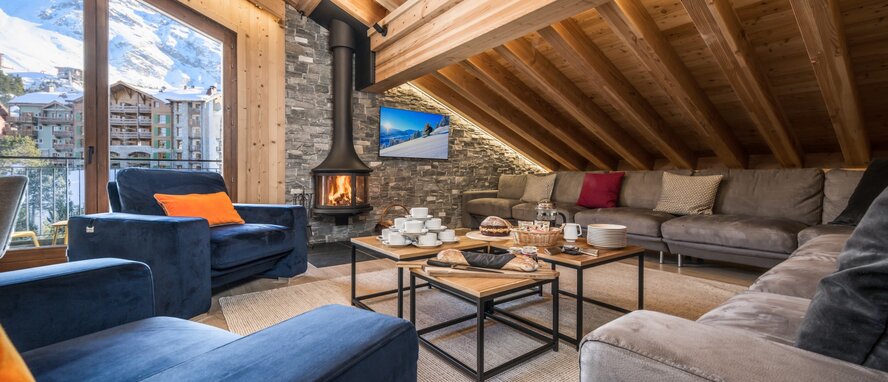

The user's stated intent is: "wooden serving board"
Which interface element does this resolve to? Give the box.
[425,266,558,280]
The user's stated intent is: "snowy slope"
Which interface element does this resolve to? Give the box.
[0,0,222,90]
[379,133,449,159]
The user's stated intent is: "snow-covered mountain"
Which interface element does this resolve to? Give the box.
[0,0,222,90]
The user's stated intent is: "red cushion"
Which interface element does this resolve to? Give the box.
[576,172,624,208]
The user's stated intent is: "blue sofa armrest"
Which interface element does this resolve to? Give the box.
[0,258,154,352]
[68,213,212,319]
[234,204,309,278]
[143,305,418,382]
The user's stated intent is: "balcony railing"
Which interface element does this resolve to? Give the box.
[0,155,221,248]
[52,130,74,138]
[109,105,152,113]
[109,117,152,126]
[37,116,74,124]
[6,116,35,123]
[110,131,152,139]
[52,144,74,151]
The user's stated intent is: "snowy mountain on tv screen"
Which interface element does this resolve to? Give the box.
[379,107,450,160]
[0,0,222,91]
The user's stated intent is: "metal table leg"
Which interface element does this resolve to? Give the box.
[476,299,485,382]
[638,252,645,309]
[552,276,559,352]
[576,267,584,349]
[410,273,416,323]
[350,245,356,306]
[398,267,404,318]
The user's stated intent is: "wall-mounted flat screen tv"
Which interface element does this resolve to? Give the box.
[379,106,450,160]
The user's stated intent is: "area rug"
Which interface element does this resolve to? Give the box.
[219,262,746,381]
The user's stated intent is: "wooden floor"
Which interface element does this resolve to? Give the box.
[193,250,764,331]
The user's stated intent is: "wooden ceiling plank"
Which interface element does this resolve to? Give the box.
[682,0,803,168]
[461,54,617,170]
[284,0,322,15]
[411,76,562,171]
[366,0,609,93]
[788,0,870,166]
[496,38,654,170]
[597,0,748,168]
[540,19,697,169]
[329,0,389,27]
[375,0,404,12]
[433,67,588,170]
[369,0,461,51]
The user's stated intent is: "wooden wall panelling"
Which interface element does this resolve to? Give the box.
[366,0,610,92]
[496,38,654,170]
[433,67,588,170]
[598,0,749,168]
[789,0,870,165]
[461,53,617,170]
[249,0,287,21]
[540,18,696,169]
[682,0,803,168]
[176,0,287,203]
[411,76,562,171]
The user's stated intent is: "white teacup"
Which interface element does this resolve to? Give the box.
[563,223,582,242]
[404,220,424,233]
[438,229,456,242]
[387,231,407,245]
[410,207,429,218]
[381,228,391,239]
[426,218,442,229]
[418,233,437,246]
[393,217,407,230]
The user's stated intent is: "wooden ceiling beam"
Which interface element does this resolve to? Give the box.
[540,19,696,169]
[411,76,562,171]
[682,0,803,168]
[598,0,748,168]
[496,38,654,170]
[789,0,870,166]
[433,66,589,170]
[284,0,322,15]
[330,0,389,27]
[374,0,405,12]
[365,0,609,93]
[461,53,617,170]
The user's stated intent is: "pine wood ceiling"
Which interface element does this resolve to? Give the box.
[291,0,888,170]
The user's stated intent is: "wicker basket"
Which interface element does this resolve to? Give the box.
[510,228,562,247]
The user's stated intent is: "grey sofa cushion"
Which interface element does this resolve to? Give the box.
[822,169,864,224]
[616,170,693,209]
[575,207,675,238]
[697,292,811,346]
[520,174,556,203]
[662,215,806,254]
[796,187,888,372]
[511,202,586,223]
[497,175,527,200]
[798,224,855,246]
[552,171,590,204]
[749,234,846,299]
[699,169,824,226]
[465,198,522,219]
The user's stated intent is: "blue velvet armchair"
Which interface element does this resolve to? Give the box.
[68,168,309,319]
[0,259,419,381]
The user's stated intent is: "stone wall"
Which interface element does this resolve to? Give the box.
[285,8,542,243]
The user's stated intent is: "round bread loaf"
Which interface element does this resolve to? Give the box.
[480,216,511,237]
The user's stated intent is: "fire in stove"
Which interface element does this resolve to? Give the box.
[326,175,352,206]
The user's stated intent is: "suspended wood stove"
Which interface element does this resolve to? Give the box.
[312,19,372,225]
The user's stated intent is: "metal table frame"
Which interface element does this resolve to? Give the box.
[409,271,559,382]
[497,251,644,348]
[349,242,487,318]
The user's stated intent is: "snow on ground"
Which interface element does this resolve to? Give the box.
[0,7,83,73]
[379,133,449,159]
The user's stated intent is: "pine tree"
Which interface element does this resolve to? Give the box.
[0,70,25,106]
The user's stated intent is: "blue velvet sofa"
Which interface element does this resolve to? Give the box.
[0,259,419,381]
[68,168,309,319]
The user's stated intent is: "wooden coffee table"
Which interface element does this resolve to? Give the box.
[490,240,645,348]
[408,266,559,381]
[349,236,487,318]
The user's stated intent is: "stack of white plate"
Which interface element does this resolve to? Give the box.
[586,224,628,248]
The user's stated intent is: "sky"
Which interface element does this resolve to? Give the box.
[380,107,447,135]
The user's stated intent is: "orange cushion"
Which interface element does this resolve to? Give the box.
[154,192,245,227]
[0,326,35,382]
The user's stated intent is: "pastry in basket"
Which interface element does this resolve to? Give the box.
[479,216,512,237]
[436,249,539,272]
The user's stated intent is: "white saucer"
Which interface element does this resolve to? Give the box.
[405,215,433,221]
[414,241,443,248]
[382,240,411,248]
[426,225,447,232]
[401,229,428,236]
[439,238,460,244]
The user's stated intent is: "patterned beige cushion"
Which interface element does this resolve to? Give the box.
[520,174,556,203]
[654,173,723,215]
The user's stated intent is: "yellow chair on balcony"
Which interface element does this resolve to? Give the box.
[50,220,69,245]
[11,231,40,247]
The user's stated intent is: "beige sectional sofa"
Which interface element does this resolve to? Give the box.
[462,169,859,268]
[580,230,888,381]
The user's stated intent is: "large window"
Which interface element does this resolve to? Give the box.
[0,0,236,252]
